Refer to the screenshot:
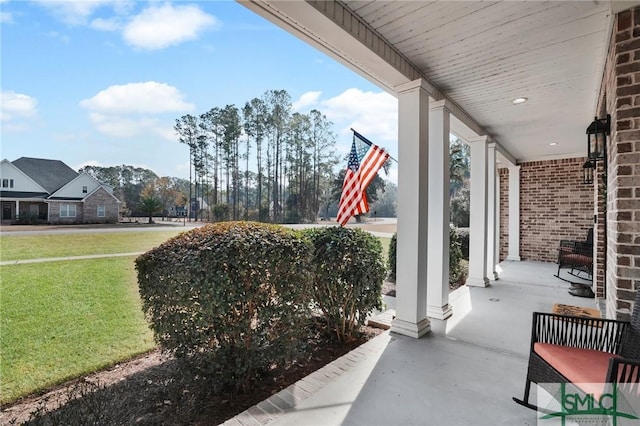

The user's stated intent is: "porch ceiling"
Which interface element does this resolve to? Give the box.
[241,1,639,163]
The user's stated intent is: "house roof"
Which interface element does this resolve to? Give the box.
[0,191,48,199]
[12,157,78,194]
[46,197,84,201]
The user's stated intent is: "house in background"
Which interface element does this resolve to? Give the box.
[0,157,120,225]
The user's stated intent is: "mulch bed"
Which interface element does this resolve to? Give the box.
[1,323,384,426]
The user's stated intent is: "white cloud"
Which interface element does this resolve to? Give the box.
[123,3,218,50]
[292,91,321,111]
[1,91,38,131]
[88,113,148,138]
[33,0,127,26]
[74,159,106,171]
[317,88,398,184]
[81,81,193,140]
[81,81,194,114]
[91,17,122,32]
[0,9,13,24]
[155,125,178,141]
[320,88,397,148]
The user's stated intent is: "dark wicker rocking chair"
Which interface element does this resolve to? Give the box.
[513,290,640,412]
[555,228,594,284]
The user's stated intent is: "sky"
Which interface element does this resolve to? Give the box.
[1,0,400,183]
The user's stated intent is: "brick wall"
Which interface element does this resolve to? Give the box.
[84,187,119,223]
[48,201,84,224]
[598,6,640,320]
[499,158,593,263]
[499,168,509,261]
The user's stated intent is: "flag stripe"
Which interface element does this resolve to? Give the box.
[337,133,389,226]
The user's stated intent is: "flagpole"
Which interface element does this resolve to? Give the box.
[350,128,398,163]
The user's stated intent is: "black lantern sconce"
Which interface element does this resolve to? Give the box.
[582,159,595,185]
[586,114,610,162]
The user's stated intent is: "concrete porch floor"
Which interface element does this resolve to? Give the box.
[225,261,599,426]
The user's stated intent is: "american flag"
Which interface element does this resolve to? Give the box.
[336,132,389,226]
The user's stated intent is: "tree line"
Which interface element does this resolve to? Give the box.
[175,89,340,223]
[79,91,469,225]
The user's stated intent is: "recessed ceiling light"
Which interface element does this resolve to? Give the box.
[549,142,558,146]
[512,97,528,104]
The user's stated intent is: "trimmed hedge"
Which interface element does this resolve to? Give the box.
[303,227,386,342]
[388,226,468,288]
[449,224,465,288]
[135,222,312,392]
[387,233,397,282]
[455,227,470,260]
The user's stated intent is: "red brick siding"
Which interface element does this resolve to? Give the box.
[48,201,84,224]
[499,168,509,261]
[512,158,593,263]
[599,6,640,320]
[84,187,119,223]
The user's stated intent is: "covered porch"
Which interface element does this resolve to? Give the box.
[226,261,595,425]
[0,198,48,225]
[241,0,640,332]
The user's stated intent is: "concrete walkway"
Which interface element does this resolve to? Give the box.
[225,260,597,426]
[0,252,145,266]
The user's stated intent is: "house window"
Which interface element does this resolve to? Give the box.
[82,186,88,193]
[2,179,8,188]
[97,205,105,218]
[60,204,76,218]
[9,179,13,188]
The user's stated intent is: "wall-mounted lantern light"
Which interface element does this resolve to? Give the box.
[582,159,595,185]
[586,114,610,161]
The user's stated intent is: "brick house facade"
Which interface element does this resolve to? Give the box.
[498,158,594,263]
[48,188,119,224]
[497,6,640,319]
[47,201,81,224]
[0,157,120,225]
[597,6,640,320]
[83,187,119,223]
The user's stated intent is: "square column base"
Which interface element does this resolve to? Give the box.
[466,277,490,287]
[390,318,431,338]
[427,303,453,320]
[506,255,521,261]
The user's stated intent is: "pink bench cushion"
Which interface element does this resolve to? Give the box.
[534,342,620,398]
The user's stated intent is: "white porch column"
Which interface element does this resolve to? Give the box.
[15,200,20,221]
[466,136,490,287]
[507,165,521,261]
[427,100,452,320]
[494,171,500,272]
[391,79,431,338]
[486,142,497,280]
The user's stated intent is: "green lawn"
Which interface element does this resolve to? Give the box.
[0,227,391,405]
[0,257,154,404]
[0,230,185,261]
